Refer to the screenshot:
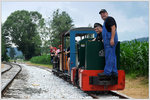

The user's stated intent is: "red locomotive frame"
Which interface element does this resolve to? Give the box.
[71,67,125,91]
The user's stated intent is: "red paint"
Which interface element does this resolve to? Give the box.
[78,69,125,91]
[71,67,77,85]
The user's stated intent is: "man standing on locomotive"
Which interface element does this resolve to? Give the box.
[98,9,118,77]
[92,23,103,42]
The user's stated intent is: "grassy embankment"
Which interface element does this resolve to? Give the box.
[29,54,52,69]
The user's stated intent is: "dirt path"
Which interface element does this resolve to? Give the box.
[117,77,149,99]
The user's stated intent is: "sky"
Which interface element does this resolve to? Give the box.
[2,1,149,41]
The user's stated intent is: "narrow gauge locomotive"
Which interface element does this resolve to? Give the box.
[52,27,125,91]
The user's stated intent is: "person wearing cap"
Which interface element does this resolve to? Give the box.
[92,23,103,42]
[98,9,118,77]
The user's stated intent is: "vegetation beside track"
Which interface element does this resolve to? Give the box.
[120,40,149,77]
[30,54,51,65]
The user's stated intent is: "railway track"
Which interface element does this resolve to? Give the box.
[1,62,13,74]
[86,91,131,99]
[1,62,22,96]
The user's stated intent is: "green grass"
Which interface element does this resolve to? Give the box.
[29,54,52,69]
[126,73,138,79]
[30,54,51,65]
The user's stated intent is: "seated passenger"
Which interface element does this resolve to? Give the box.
[50,46,56,63]
[92,23,103,42]
[66,46,70,74]
[55,45,63,56]
[59,44,62,52]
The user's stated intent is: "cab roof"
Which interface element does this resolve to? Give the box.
[63,27,95,37]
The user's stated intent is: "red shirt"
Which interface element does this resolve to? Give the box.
[53,47,57,51]
[50,49,53,53]
[50,47,57,53]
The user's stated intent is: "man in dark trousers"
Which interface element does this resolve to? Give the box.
[92,23,103,42]
[98,9,118,77]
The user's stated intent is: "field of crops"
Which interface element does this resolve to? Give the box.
[120,40,149,77]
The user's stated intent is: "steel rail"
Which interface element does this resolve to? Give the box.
[1,63,22,95]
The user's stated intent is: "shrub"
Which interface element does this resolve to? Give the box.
[30,54,51,65]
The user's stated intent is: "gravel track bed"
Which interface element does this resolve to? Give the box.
[2,64,92,99]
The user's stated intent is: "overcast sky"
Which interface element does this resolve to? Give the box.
[2,1,149,41]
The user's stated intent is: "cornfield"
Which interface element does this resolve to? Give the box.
[120,40,149,77]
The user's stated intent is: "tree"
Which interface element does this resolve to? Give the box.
[1,23,10,61]
[2,10,44,60]
[39,17,52,55]
[9,47,16,59]
[50,9,74,48]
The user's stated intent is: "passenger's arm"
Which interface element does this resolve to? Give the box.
[110,25,116,46]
